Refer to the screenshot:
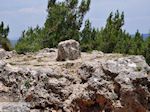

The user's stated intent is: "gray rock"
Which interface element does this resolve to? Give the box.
[0,48,7,59]
[56,39,81,61]
[38,48,56,53]
[0,102,30,112]
[0,60,6,69]
[0,48,16,59]
[0,49,149,112]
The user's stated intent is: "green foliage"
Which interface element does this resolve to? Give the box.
[131,30,144,55]
[92,10,150,66]
[95,10,125,53]
[0,21,12,51]
[15,26,44,54]
[80,20,96,51]
[44,0,91,47]
[113,31,134,54]
[15,0,91,53]
[144,35,150,65]
[24,80,31,89]
[14,1,150,66]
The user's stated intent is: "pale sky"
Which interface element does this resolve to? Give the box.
[0,0,150,40]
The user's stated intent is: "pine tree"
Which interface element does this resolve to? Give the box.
[143,35,150,65]
[80,20,96,51]
[16,0,91,53]
[0,21,11,51]
[15,26,44,53]
[44,0,91,47]
[113,31,133,54]
[132,30,144,55]
[96,10,125,53]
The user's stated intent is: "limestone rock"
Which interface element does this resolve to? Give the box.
[0,102,30,112]
[0,48,7,59]
[0,48,16,59]
[57,39,81,61]
[0,48,150,112]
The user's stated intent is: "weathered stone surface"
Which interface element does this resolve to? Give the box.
[57,39,81,61]
[0,48,7,59]
[0,48,150,112]
[0,102,30,112]
[0,48,16,59]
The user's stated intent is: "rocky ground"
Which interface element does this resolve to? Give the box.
[0,47,150,112]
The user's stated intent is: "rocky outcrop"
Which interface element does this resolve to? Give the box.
[0,48,16,59]
[56,39,81,61]
[0,48,150,112]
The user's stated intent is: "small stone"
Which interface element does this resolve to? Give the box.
[56,39,81,61]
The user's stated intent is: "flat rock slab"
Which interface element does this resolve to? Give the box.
[0,48,150,112]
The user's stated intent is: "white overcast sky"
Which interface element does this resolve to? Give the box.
[0,0,150,40]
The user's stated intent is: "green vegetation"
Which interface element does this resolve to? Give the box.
[24,80,31,89]
[0,22,12,51]
[15,0,91,53]
[80,19,96,52]
[15,26,44,53]
[13,0,150,65]
[144,35,150,64]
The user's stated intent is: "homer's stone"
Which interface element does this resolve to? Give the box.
[57,39,81,61]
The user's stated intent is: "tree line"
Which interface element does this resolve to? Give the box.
[0,0,150,65]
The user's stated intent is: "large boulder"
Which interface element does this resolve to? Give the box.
[0,49,150,112]
[56,39,81,61]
